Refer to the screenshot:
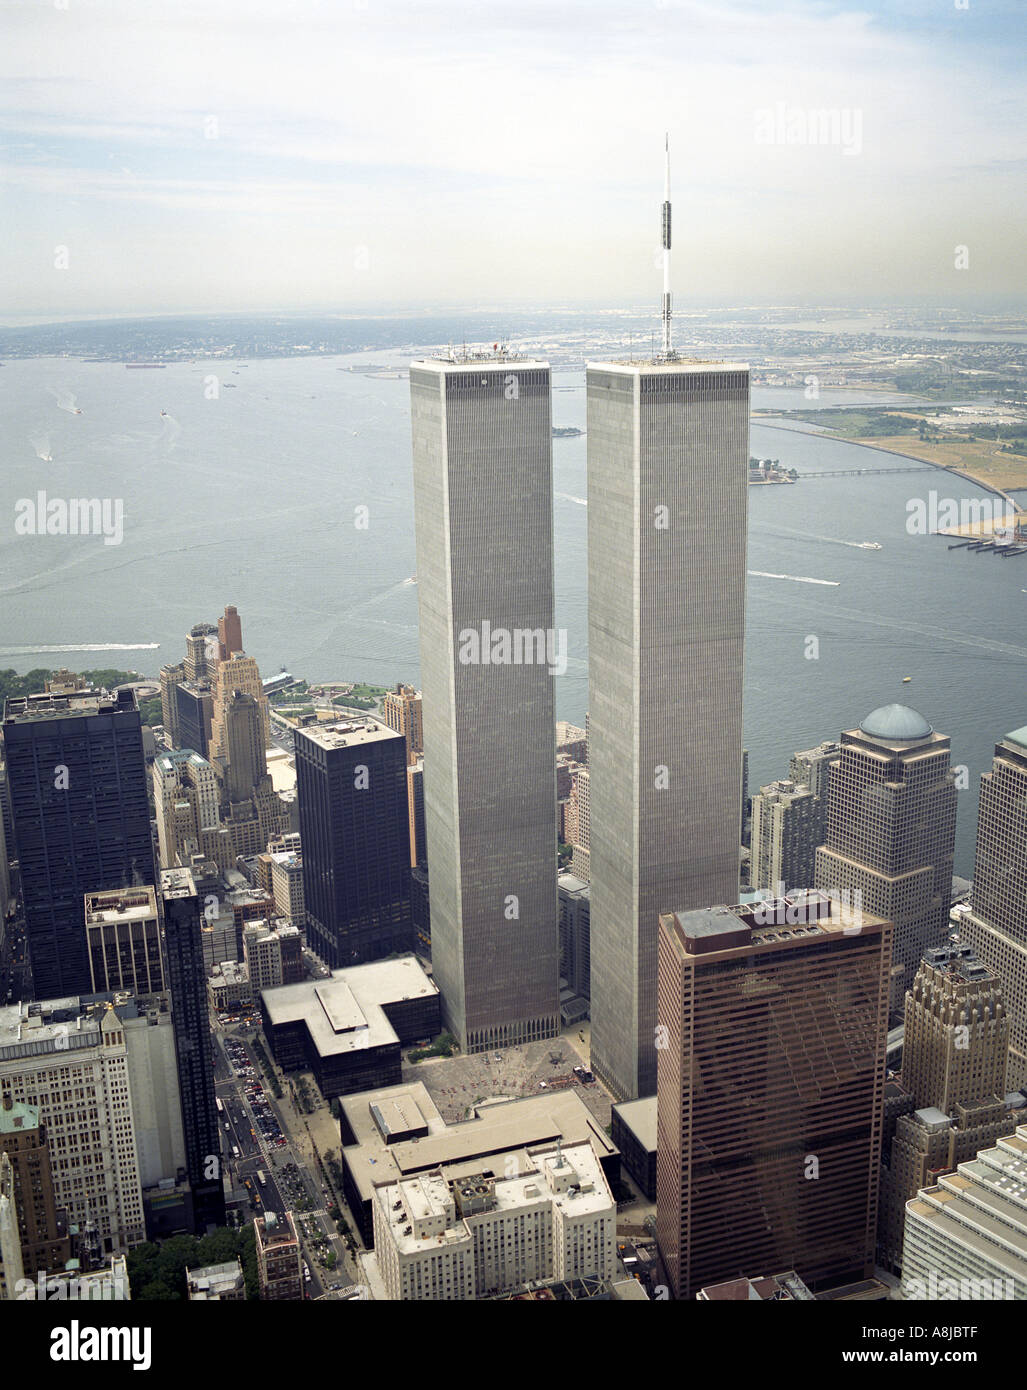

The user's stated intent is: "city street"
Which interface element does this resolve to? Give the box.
[0,912,32,1004]
[213,1019,353,1298]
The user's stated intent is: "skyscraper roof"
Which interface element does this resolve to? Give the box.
[859,703,933,743]
[1005,724,1027,749]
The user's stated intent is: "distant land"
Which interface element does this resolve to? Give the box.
[761,404,1027,494]
[2,309,1025,404]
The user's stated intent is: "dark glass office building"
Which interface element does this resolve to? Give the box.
[295,720,413,967]
[174,681,213,759]
[160,867,225,1232]
[3,687,155,999]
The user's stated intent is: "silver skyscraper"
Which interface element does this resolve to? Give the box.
[410,352,561,1053]
[587,142,750,1100]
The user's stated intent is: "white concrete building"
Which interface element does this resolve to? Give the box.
[0,993,186,1253]
[243,920,301,994]
[208,960,252,1012]
[901,1123,1027,1299]
[120,997,187,1191]
[15,1254,130,1301]
[270,851,305,928]
[186,1259,245,1300]
[372,1141,616,1300]
[0,998,147,1252]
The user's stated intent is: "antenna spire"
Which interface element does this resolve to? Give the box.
[661,132,673,358]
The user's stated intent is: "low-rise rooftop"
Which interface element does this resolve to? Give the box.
[662,891,887,959]
[376,1141,612,1256]
[262,956,437,1059]
[341,1080,616,1209]
[84,886,158,926]
[612,1094,657,1154]
[160,866,197,899]
[3,686,136,724]
[186,1260,245,1300]
[0,991,168,1060]
[295,719,403,752]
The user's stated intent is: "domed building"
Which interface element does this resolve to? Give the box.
[814,703,957,1012]
[858,703,933,744]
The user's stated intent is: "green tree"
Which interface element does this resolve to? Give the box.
[80,668,140,689]
[138,695,163,726]
[138,1279,180,1301]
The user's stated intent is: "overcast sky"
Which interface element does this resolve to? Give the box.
[2,0,1024,319]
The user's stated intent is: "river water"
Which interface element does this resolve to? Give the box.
[2,356,1025,875]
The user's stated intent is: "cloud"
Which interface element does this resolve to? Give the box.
[1,0,1023,312]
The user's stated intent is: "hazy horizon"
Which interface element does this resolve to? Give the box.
[3,297,1027,333]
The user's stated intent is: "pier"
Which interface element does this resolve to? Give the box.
[793,466,934,479]
[943,537,1027,557]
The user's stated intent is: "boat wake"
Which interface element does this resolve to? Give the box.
[555,492,587,507]
[0,643,161,656]
[748,571,840,587]
[29,433,53,462]
[763,523,880,550]
[47,386,82,414]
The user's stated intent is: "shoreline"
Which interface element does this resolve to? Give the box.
[753,417,1024,510]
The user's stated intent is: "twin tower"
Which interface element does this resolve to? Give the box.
[410,349,750,1101]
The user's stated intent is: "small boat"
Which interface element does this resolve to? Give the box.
[160,410,168,418]
[902,676,912,683]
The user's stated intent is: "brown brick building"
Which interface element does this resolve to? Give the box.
[255,1209,302,1300]
[0,1095,70,1288]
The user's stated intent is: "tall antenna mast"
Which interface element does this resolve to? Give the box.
[661,132,673,358]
